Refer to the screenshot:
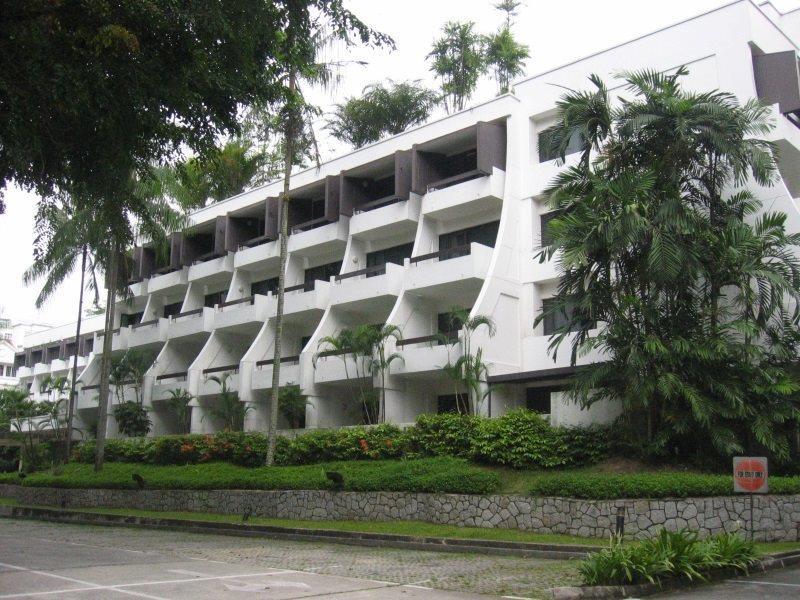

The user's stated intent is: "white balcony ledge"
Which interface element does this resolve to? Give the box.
[188,253,234,285]
[198,369,240,397]
[213,295,271,330]
[166,307,214,339]
[349,196,421,242]
[128,279,148,298]
[147,267,189,295]
[329,263,404,308]
[32,362,51,376]
[422,168,504,221]
[391,342,455,378]
[405,242,493,296]
[151,379,188,402]
[278,281,331,321]
[16,367,32,379]
[234,239,280,271]
[251,359,301,389]
[313,354,369,385]
[288,218,349,258]
[128,319,168,347]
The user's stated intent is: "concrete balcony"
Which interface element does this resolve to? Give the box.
[313,353,369,384]
[188,253,234,284]
[405,242,493,296]
[198,366,240,396]
[251,356,301,389]
[213,295,270,331]
[288,218,348,258]
[16,366,32,379]
[128,318,168,348]
[329,262,404,309]
[349,196,421,241]
[166,308,214,339]
[32,362,51,376]
[147,267,189,295]
[529,251,560,284]
[48,358,69,372]
[391,339,454,377]
[522,330,604,371]
[422,168,504,220]
[76,385,100,410]
[233,239,280,271]
[151,375,188,402]
[128,279,148,298]
[109,326,130,352]
[280,281,331,320]
[529,154,581,199]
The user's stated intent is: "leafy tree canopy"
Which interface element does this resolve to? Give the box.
[427,21,486,113]
[326,80,439,148]
[539,67,800,466]
[0,0,391,211]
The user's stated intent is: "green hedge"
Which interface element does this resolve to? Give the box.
[0,457,499,495]
[527,471,800,499]
[69,410,610,470]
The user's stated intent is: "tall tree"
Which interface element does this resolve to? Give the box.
[253,10,393,466]
[427,22,486,113]
[327,80,439,147]
[24,199,107,460]
[538,68,800,465]
[484,27,529,94]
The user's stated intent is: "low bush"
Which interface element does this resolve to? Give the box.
[579,530,759,586]
[0,457,500,495]
[70,411,610,470]
[527,471,800,499]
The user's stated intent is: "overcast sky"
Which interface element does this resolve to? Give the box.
[2,0,798,329]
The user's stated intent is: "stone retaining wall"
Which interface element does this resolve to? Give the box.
[2,484,798,541]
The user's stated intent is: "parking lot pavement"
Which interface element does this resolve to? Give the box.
[0,519,580,599]
[655,564,800,599]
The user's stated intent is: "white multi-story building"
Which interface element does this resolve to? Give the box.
[0,319,50,388]
[17,0,800,438]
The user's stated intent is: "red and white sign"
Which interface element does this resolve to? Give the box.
[733,457,768,494]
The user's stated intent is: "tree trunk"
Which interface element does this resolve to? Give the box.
[94,241,119,472]
[65,245,87,462]
[266,71,296,466]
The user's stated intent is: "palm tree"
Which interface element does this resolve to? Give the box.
[538,67,800,462]
[203,372,252,432]
[165,388,194,434]
[427,22,486,113]
[367,325,403,423]
[484,27,529,95]
[440,307,496,415]
[24,199,107,461]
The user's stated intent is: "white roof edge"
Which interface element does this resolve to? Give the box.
[513,0,798,88]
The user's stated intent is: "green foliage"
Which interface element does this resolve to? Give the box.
[1,457,499,495]
[427,21,486,113]
[280,424,405,465]
[203,372,251,432]
[165,388,193,435]
[483,26,529,94]
[113,401,151,438]
[327,80,439,147]
[579,530,759,586]
[539,67,800,465]
[527,471,800,500]
[472,410,609,469]
[404,413,481,458]
[277,384,310,429]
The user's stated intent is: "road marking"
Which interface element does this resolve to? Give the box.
[165,569,208,577]
[728,579,800,588]
[404,584,433,589]
[0,561,168,600]
[502,596,534,600]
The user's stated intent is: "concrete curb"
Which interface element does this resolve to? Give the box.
[545,551,800,599]
[2,505,594,559]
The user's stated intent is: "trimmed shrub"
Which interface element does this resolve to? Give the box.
[283,424,405,465]
[579,530,759,586]
[0,457,500,495]
[528,471,800,499]
[403,413,480,458]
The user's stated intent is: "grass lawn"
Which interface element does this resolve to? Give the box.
[0,458,498,494]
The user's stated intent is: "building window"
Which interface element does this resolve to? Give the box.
[204,290,226,308]
[437,393,468,414]
[538,128,583,163]
[163,301,183,319]
[541,298,594,335]
[251,277,279,297]
[437,311,464,343]
[303,261,342,291]
[539,210,563,247]
[439,221,500,258]
[526,386,559,414]
[366,243,413,275]
[120,312,144,327]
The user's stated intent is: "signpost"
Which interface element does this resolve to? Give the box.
[733,457,768,540]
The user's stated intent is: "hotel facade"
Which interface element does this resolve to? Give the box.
[15,0,800,438]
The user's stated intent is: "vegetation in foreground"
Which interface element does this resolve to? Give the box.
[579,530,759,586]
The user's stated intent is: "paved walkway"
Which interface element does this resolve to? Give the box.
[0,519,580,599]
[655,564,800,599]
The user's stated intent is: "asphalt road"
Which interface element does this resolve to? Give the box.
[655,564,800,599]
[0,519,572,599]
